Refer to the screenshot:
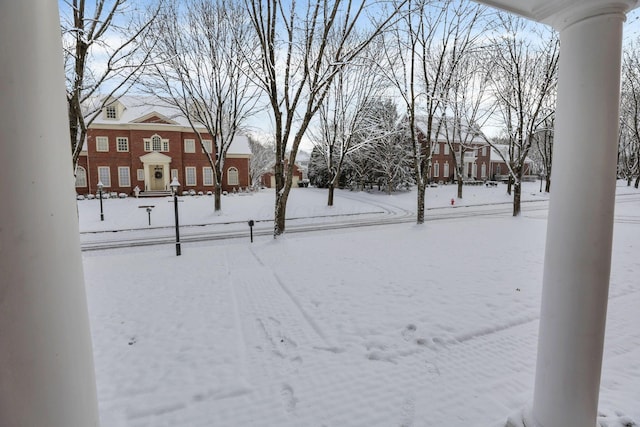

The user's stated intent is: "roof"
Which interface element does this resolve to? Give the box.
[88,96,252,155]
[490,144,533,164]
[415,118,487,145]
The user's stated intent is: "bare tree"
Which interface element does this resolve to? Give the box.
[249,136,275,188]
[489,14,559,216]
[61,0,163,171]
[243,0,405,236]
[141,0,260,211]
[440,41,495,199]
[380,0,487,223]
[619,42,640,188]
[309,42,389,206]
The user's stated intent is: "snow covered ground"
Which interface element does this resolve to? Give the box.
[79,182,640,427]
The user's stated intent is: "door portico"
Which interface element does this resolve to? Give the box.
[140,151,172,192]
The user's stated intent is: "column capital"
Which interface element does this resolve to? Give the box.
[473,0,638,30]
[544,1,637,31]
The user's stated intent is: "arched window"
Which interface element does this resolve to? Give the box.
[152,135,162,151]
[443,161,450,178]
[75,166,87,187]
[433,161,440,177]
[481,163,487,179]
[227,167,239,186]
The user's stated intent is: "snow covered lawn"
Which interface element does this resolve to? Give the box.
[81,183,640,426]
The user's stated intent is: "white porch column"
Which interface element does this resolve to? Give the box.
[532,9,626,427]
[0,2,100,427]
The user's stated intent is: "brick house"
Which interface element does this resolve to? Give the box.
[416,119,491,183]
[75,97,251,196]
[489,144,535,181]
[260,161,305,188]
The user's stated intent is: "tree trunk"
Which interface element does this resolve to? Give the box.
[513,180,522,216]
[507,175,513,195]
[457,179,463,199]
[327,183,335,207]
[274,189,288,236]
[545,178,551,193]
[635,175,640,189]
[627,176,632,186]
[214,184,222,211]
[416,182,426,224]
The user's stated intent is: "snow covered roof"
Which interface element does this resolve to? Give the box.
[490,144,534,164]
[415,118,487,145]
[89,95,252,155]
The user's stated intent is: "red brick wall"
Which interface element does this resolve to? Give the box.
[85,127,250,195]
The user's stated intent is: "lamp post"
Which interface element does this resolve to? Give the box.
[97,180,104,221]
[170,177,181,256]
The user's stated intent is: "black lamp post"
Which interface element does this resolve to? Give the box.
[97,180,104,221]
[170,177,181,256]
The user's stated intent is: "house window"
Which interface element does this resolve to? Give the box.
[184,139,196,153]
[432,143,439,155]
[482,146,487,156]
[185,167,197,186]
[106,105,117,119]
[171,169,178,180]
[481,163,487,179]
[96,136,109,152]
[118,167,131,187]
[444,144,450,155]
[75,166,87,187]
[202,139,213,154]
[98,166,111,187]
[433,161,440,177]
[144,134,169,152]
[116,137,129,152]
[227,167,239,186]
[137,169,144,181]
[443,161,450,178]
[497,164,501,174]
[203,167,214,186]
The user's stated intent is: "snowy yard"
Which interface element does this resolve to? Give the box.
[79,183,640,427]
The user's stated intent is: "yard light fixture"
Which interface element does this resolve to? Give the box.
[170,177,181,256]
[97,180,104,221]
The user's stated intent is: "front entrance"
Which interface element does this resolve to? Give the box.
[150,165,165,190]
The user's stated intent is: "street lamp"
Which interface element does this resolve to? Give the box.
[169,177,181,256]
[97,180,104,221]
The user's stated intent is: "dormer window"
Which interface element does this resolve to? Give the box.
[105,105,117,119]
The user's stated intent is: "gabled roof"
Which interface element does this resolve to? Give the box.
[490,144,534,164]
[415,118,487,145]
[131,111,179,125]
[88,96,253,156]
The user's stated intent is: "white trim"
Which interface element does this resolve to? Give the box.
[185,166,197,186]
[184,138,195,153]
[97,166,111,187]
[96,136,109,152]
[227,167,239,186]
[116,136,129,152]
[118,166,131,187]
[75,166,87,187]
[203,167,214,186]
